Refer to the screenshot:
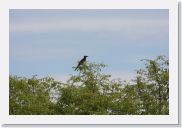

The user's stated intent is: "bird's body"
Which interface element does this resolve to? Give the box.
[75,56,88,71]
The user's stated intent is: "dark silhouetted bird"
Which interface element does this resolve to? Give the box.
[75,56,88,71]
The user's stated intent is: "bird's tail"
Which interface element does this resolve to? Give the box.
[74,66,78,71]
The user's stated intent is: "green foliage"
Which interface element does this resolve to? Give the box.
[9,56,169,115]
[135,56,169,114]
[9,76,61,115]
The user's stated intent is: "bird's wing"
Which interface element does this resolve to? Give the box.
[74,59,85,71]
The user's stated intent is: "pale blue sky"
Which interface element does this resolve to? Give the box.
[9,9,169,81]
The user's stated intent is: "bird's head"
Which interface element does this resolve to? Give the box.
[84,55,88,58]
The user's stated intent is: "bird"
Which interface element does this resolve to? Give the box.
[75,56,88,71]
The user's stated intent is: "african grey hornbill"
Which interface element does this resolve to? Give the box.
[75,56,88,71]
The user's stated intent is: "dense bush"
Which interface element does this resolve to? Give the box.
[9,56,169,115]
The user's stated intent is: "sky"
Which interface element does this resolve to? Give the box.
[9,9,169,82]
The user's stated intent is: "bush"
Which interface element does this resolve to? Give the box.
[9,56,169,115]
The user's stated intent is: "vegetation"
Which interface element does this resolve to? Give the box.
[9,56,169,115]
